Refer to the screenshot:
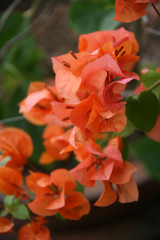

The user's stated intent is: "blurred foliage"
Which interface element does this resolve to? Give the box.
[141,69,160,102]
[0,11,47,165]
[132,136,160,181]
[126,91,159,132]
[69,0,120,33]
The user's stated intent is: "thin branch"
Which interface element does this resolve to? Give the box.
[0,115,24,124]
[141,15,160,37]
[148,80,160,91]
[151,3,160,18]
[0,0,59,62]
[0,0,23,32]
[145,27,160,36]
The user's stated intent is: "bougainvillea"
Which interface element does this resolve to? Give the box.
[1,0,160,238]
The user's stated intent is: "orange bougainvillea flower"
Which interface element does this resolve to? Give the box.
[114,0,158,23]
[78,27,139,56]
[39,125,71,164]
[0,167,23,197]
[70,136,124,187]
[26,171,48,193]
[70,94,127,137]
[70,136,138,206]
[19,81,71,127]
[0,218,14,235]
[18,217,51,240]
[0,127,33,171]
[95,177,138,207]
[28,169,90,220]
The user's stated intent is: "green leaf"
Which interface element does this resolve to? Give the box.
[120,119,135,137]
[75,181,84,193]
[141,70,160,101]
[11,204,30,220]
[0,209,9,217]
[126,91,159,132]
[0,12,29,49]
[69,0,119,33]
[4,195,14,207]
[0,156,11,167]
[122,138,129,161]
[131,136,160,181]
[55,213,65,221]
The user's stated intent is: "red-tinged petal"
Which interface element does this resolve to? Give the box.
[46,189,65,210]
[82,54,124,83]
[91,162,114,181]
[114,0,147,23]
[118,55,140,71]
[39,152,55,165]
[108,136,123,152]
[0,218,14,234]
[65,192,88,209]
[21,89,53,111]
[78,31,113,52]
[55,67,81,99]
[117,177,139,203]
[83,70,107,95]
[85,139,101,156]
[60,196,90,220]
[0,167,23,196]
[27,81,46,94]
[50,169,76,194]
[70,157,95,187]
[94,181,117,207]
[52,53,80,73]
[26,171,48,193]
[100,107,127,133]
[110,161,137,184]
[148,112,160,142]
[69,127,84,150]
[102,144,123,163]
[28,196,58,217]
[70,95,93,130]
[51,101,72,123]
[99,82,126,114]
[0,127,33,160]
[43,125,64,139]
[18,222,51,240]
[118,71,140,84]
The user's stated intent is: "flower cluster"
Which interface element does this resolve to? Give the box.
[19,27,139,214]
[0,27,140,236]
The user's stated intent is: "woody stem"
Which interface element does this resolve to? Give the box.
[148,79,160,91]
[0,116,24,124]
[151,3,160,18]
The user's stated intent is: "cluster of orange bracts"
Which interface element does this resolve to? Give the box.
[0,28,140,231]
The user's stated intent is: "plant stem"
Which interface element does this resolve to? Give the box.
[148,80,160,91]
[0,116,24,124]
[151,3,160,18]
[0,0,23,33]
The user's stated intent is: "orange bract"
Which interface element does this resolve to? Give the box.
[18,218,51,240]
[114,0,158,23]
[19,81,70,127]
[0,218,14,235]
[70,135,138,206]
[0,167,23,197]
[0,127,33,171]
[28,169,90,220]
[39,125,70,164]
